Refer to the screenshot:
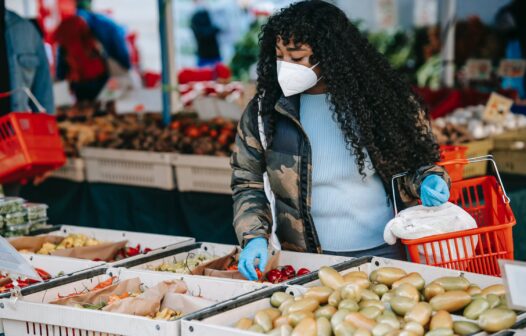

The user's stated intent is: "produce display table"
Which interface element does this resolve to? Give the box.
[20,174,526,260]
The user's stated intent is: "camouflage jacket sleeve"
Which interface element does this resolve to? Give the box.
[231,100,272,246]
[398,105,452,205]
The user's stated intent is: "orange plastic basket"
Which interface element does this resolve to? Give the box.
[392,156,515,276]
[0,89,66,184]
[439,145,467,182]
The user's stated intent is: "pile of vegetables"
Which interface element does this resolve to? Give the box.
[234,266,520,335]
[432,105,526,145]
[59,113,237,157]
[153,254,218,274]
[0,268,52,293]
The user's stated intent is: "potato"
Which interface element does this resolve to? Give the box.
[424,284,445,301]
[390,296,416,316]
[304,287,333,305]
[463,298,490,320]
[405,302,432,325]
[319,266,345,290]
[254,310,273,332]
[481,284,506,297]
[394,284,420,302]
[315,305,338,319]
[317,317,332,336]
[291,317,316,336]
[430,311,453,330]
[345,312,377,331]
[429,291,471,312]
[453,321,481,336]
[370,268,407,286]
[431,277,470,291]
[288,298,319,314]
[234,317,253,330]
[478,308,517,332]
[392,273,425,291]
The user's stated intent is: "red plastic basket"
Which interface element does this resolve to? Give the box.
[393,156,515,276]
[439,145,467,182]
[0,89,66,184]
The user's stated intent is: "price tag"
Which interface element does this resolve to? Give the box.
[498,59,526,78]
[482,92,514,123]
[465,59,492,81]
[500,259,526,311]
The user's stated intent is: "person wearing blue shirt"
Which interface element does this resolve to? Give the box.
[2,9,54,114]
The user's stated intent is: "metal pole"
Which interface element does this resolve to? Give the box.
[158,0,176,126]
[440,0,456,88]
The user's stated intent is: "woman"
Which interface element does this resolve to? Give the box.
[231,1,451,281]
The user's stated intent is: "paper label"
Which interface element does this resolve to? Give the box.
[465,59,492,81]
[498,59,526,78]
[500,259,526,311]
[482,92,514,123]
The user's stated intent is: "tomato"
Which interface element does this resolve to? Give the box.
[170,120,182,130]
[265,269,283,283]
[281,265,296,279]
[209,129,218,138]
[185,127,200,138]
[297,268,310,276]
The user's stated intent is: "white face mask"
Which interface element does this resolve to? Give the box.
[276,60,320,97]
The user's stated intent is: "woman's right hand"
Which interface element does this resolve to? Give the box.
[238,237,268,281]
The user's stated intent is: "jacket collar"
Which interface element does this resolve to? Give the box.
[275,95,301,121]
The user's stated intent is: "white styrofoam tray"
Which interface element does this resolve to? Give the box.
[124,242,350,280]
[0,268,267,336]
[49,225,194,255]
[181,256,523,336]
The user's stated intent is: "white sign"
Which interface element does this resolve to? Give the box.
[500,259,526,311]
[375,0,398,30]
[498,59,526,78]
[465,59,492,81]
[414,0,438,27]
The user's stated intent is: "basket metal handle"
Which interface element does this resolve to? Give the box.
[0,87,46,113]
[391,155,510,215]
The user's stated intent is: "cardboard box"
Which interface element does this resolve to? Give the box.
[492,129,526,175]
[462,138,494,178]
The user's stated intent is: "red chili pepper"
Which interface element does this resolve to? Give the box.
[143,248,152,253]
[126,246,140,257]
[35,268,51,280]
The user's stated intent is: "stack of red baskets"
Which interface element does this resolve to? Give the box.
[401,156,516,277]
[0,89,65,184]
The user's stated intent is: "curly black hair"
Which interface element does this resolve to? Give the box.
[256,0,439,184]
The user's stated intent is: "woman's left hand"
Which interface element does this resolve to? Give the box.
[420,175,450,207]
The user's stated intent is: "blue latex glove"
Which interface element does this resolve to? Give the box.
[420,175,450,207]
[238,237,268,281]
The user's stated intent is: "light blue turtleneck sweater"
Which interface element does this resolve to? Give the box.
[300,93,393,252]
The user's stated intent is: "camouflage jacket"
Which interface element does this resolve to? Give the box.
[231,95,450,253]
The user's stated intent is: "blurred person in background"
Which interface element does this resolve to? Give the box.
[55,0,131,102]
[1,4,54,196]
[231,1,451,280]
[190,0,222,67]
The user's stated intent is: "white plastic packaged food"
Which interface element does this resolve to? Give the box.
[384,202,478,262]
[0,235,42,281]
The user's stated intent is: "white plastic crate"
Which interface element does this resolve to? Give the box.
[125,242,350,280]
[50,158,85,182]
[182,256,522,336]
[50,225,194,256]
[82,147,176,189]
[173,155,231,194]
[0,256,104,334]
[0,268,266,336]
